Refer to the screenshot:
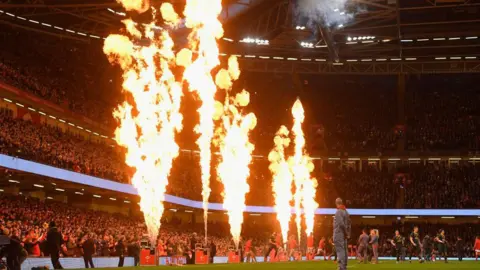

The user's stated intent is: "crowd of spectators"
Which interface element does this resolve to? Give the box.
[0,28,119,127]
[0,109,129,183]
[2,106,480,209]
[1,194,478,261]
[406,75,480,152]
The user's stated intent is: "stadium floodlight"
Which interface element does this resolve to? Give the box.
[441,216,455,219]
[338,24,344,28]
[465,56,477,59]
[347,37,352,41]
[93,194,101,198]
[185,210,193,213]
[435,57,446,60]
[8,180,20,183]
[15,102,24,107]
[353,37,357,40]
[55,188,65,192]
[3,98,12,103]
[28,107,36,112]
[347,59,357,62]
[334,8,339,12]
[110,197,116,201]
[124,200,130,203]
[33,184,44,188]
[296,26,300,30]
[433,37,446,41]
[449,37,460,40]
[401,39,413,42]
[47,197,53,200]
[362,216,375,219]
[466,36,478,39]
[417,38,429,42]
[169,209,177,212]
[406,58,417,61]
[250,213,261,216]
[450,57,461,60]
[75,192,84,195]
[405,216,419,219]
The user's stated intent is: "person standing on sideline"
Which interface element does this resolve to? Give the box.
[357,229,369,263]
[81,233,96,268]
[455,236,465,262]
[409,226,424,263]
[369,229,379,264]
[333,198,351,270]
[46,221,64,269]
[116,236,126,267]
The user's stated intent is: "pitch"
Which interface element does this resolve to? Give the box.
[89,261,479,270]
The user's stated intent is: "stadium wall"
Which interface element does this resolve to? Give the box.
[21,255,476,270]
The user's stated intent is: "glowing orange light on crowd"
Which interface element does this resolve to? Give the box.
[291,99,318,238]
[103,4,183,243]
[268,126,293,246]
[215,56,256,249]
[182,0,224,244]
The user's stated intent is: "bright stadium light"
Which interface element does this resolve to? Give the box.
[353,37,357,40]
[347,37,352,41]
[33,184,44,188]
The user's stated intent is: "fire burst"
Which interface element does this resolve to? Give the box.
[215,56,256,249]
[268,126,293,246]
[104,2,183,243]
[182,0,224,243]
[269,99,318,244]
[291,99,318,238]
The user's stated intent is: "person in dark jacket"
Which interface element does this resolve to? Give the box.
[81,233,96,268]
[116,237,126,267]
[0,229,27,270]
[130,238,140,266]
[209,240,217,264]
[456,236,465,262]
[46,221,64,269]
[190,233,197,264]
[422,234,432,261]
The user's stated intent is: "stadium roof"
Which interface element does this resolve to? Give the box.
[1,0,480,74]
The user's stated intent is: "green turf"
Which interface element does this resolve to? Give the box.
[92,261,479,270]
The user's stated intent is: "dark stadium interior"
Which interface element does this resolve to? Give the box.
[1,0,480,268]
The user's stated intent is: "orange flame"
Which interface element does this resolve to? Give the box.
[182,0,224,243]
[291,99,318,238]
[268,126,293,245]
[215,56,256,249]
[104,14,182,243]
[115,0,149,13]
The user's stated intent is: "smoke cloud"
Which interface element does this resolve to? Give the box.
[295,0,354,28]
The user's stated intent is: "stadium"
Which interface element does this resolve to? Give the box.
[1,0,480,270]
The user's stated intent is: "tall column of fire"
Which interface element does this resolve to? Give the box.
[182,0,224,244]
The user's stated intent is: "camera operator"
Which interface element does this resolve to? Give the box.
[0,229,27,270]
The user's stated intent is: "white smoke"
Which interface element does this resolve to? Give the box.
[295,0,355,28]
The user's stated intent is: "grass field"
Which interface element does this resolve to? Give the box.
[94,261,479,270]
